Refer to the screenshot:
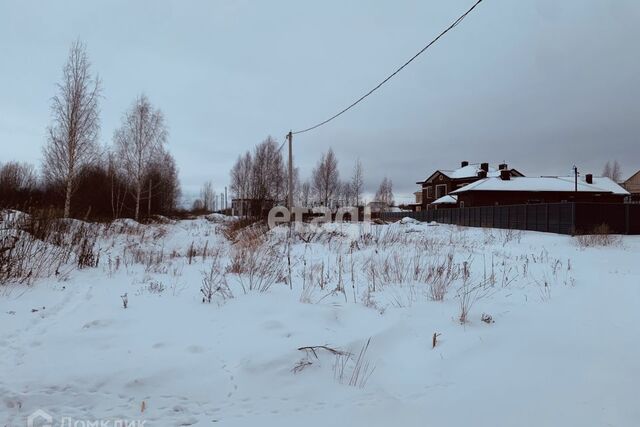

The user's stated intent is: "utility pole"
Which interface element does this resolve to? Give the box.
[573,165,578,192]
[287,131,293,211]
[224,186,228,211]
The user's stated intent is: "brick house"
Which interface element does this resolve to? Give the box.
[621,170,640,202]
[451,172,629,207]
[416,161,524,210]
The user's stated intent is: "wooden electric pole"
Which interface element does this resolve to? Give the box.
[287,131,293,211]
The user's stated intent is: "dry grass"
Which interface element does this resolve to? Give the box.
[201,248,232,303]
[1,210,101,285]
[575,224,621,248]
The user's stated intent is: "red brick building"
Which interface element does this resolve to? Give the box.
[416,161,524,210]
[451,172,629,207]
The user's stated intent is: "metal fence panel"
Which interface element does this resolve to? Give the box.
[379,202,638,235]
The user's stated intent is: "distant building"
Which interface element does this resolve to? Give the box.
[451,172,629,207]
[408,191,423,212]
[416,161,524,210]
[366,201,389,213]
[621,170,640,202]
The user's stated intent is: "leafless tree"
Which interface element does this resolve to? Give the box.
[351,159,364,207]
[0,162,37,193]
[107,150,126,219]
[251,136,286,202]
[42,40,101,217]
[375,177,394,209]
[200,180,216,212]
[230,151,253,215]
[602,160,623,182]
[312,148,340,207]
[611,160,622,183]
[230,137,285,217]
[160,151,181,213]
[339,180,354,207]
[192,199,205,211]
[300,180,311,207]
[114,94,168,221]
[602,161,612,179]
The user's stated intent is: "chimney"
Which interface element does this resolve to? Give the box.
[477,170,487,178]
[500,169,511,181]
[586,174,593,184]
[461,161,469,168]
[499,163,508,170]
[480,162,489,172]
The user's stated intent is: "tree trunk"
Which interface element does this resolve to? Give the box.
[147,179,152,218]
[135,183,141,221]
[64,178,73,218]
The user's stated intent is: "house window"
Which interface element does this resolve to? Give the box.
[435,184,447,199]
[426,186,433,199]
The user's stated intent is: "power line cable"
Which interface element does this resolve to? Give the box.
[291,0,484,136]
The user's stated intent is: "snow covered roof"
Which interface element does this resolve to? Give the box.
[438,164,501,179]
[451,176,630,195]
[431,194,458,205]
[419,163,521,183]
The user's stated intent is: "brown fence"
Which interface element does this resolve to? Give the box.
[380,203,640,235]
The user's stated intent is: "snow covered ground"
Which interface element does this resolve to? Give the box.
[1,215,639,426]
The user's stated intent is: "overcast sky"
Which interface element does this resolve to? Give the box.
[1,0,639,203]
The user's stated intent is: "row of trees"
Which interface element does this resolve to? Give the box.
[1,40,180,220]
[229,139,394,214]
[229,137,288,215]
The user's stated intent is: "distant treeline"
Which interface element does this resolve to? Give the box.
[0,158,180,221]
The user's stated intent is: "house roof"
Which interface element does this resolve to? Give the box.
[431,194,458,205]
[623,170,640,184]
[418,163,523,184]
[451,176,630,195]
[440,164,500,179]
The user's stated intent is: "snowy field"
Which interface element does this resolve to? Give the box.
[1,214,639,426]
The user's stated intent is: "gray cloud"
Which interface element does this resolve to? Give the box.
[1,0,639,204]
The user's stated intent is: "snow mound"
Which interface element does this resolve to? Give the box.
[399,216,420,225]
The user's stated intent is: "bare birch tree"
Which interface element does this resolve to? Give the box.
[107,150,126,219]
[375,177,394,209]
[200,180,216,212]
[250,136,286,210]
[611,160,622,183]
[231,153,251,193]
[312,148,339,207]
[114,94,167,221]
[602,161,612,179]
[602,160,623,182]
[351,159,364,207]
[42,40,101,217]
[300,180,311,207]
